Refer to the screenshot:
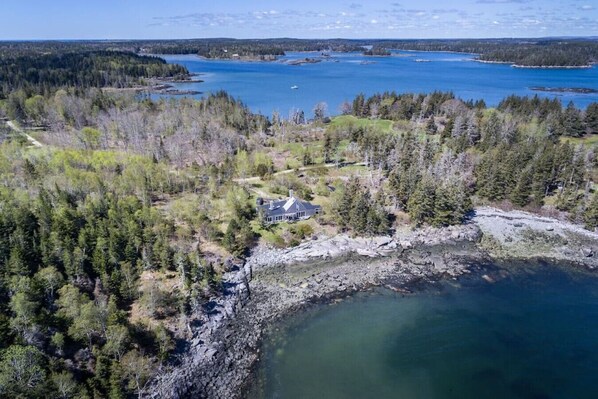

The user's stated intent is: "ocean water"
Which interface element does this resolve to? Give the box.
[159,51,598,117]
[251,265,598,399]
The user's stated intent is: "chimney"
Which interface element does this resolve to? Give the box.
[289,189,294,198]
[269,200,274,210]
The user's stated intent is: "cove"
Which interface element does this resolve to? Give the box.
[158,51,598,116]
[250,265,598,399]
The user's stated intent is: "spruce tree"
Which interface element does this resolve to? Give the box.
[584,193,598,231]
[585,102,598,134]
[480,112,500,150]
[407,176,436,226]
[562,101,585,137]
[349,191,370,235]
[510,167,533,207]
[432,185,454,227]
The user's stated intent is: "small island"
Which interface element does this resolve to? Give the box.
[363,46,391,56]
[286,57,323,66]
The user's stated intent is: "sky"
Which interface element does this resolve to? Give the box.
[2,0,598,40]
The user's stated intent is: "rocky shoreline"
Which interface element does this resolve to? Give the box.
[146,208,598,399]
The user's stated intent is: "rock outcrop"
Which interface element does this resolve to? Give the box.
[474,207,598,269]
[147,209,598,398]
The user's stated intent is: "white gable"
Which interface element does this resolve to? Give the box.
[283,197,296,211]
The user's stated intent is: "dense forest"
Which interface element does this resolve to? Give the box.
[0,51,189,99]
[338,91,598,229]
[1,41,598,397]
[2,38,597,66]
[0,90,269,398]
[373,39,598,67]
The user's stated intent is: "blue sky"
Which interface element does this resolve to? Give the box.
[2,0,598,40]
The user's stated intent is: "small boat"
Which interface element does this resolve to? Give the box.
[291,85,299,90]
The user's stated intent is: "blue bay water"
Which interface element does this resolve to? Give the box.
[159,51,598,117]
[251,266,598,399]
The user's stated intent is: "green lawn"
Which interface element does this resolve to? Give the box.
[560,135,598,147]
[329,115,394,133]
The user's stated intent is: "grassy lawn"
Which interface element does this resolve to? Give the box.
[329,115,395,133]
[560,135,598,147]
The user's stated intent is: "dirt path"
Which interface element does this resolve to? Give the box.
[6,121,43,148]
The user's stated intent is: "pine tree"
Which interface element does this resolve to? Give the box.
[109,361,126,399]
[584,194,598,231]
[222,219,239,254]
[352,93,366,117]
[432,185,454,227]
[510,166,533,207]
[562,101,585,137]
[407,176,436,226]
[480,112,500,150]
[349,190,370,234]
[585,102,598,134]
[335,177,360,228]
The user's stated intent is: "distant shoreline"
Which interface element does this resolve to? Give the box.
[157,51,593,69]
[530,86,598,94]
[475,58,593,69]
[512,64,593,69]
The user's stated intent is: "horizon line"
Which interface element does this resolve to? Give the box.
[1,35,598,43]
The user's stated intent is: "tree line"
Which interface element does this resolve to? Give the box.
[0,51,189,99]
[4,38,596,66]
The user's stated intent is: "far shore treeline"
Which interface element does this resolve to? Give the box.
[1,40,598,398]
[1,37,598,67]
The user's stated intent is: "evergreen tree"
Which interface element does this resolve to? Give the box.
[335,177,360,228]
[432,185,455,227]
[480,111,500,150]
[585,102,598,134]
[348,191,370,234]
[510,166,533,207]
[562,101,585,137]
[352,93,366,117]
[407,176,436,226]
[584,193,598,231]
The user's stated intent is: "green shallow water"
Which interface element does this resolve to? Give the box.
[251,265,598,399]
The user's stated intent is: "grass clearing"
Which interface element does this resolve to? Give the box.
[329,115,395,133]
[560,135,598,147]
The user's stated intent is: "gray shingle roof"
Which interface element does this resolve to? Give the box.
[258,197,320,217]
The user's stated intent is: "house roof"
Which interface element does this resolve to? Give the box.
[258,196,320,217]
